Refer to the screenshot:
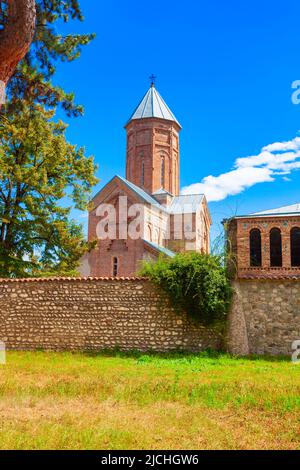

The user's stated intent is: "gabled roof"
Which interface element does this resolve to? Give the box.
[252,203,300,217]
[92,175,162,208]
[115,179,204,214]
[92,176,205,216]
[143,239,176,258]
[126,85,181,128]
[168,194,204,214]
[152,188,173,196]
[116,175,163,207]
[231,202,300,219]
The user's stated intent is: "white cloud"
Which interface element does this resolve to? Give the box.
[181,135,300,202]
[182,167,273,202]
[262,137,300,152]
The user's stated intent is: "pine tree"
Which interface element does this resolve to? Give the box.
[0,1,97,277]
[0,0,36,104]
[6,0,96,116]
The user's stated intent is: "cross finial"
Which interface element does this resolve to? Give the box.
[149,74,156,87]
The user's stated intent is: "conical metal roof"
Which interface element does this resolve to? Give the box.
[126,85,181,127]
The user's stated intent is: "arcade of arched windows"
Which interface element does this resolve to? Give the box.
[243,222,300,271]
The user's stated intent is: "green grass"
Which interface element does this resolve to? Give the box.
[0,350,299,449]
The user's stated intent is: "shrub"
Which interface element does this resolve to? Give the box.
[139,252,233,326]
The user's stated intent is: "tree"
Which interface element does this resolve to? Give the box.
[0,103,98,277]
[0,1,97,277]
[0,0,36,104]
[6,0,95,116]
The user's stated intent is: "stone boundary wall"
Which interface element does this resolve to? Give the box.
[0,277,221,353]
[228,279,300,355]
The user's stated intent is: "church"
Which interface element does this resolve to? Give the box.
[80,82,211,277]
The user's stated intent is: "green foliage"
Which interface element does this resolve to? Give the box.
[0,1,97,277]
[139,252,233,326]
[0,104,98,277]
[6,0,95,116]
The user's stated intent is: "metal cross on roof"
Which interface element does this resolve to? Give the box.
[149,74,156,87]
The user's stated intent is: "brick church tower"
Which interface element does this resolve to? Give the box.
[81,81,212,278]
[125,82,181,196]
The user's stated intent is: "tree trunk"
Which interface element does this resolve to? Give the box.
[0,0,36,104]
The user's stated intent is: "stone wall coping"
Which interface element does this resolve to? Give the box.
[238,275,300,280]
[0,276,149,284]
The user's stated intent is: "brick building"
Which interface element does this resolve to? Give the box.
[80,83,211,277]
[225,203,300,279]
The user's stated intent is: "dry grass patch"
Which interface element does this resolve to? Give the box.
[0,351,299,449]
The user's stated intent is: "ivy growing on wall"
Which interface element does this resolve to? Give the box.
[139,252,233,327]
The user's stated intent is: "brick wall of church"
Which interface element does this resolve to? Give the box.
[86,198,166,277]
[126,118,180,196]
[227,216,300,278]
[85,238,148,277]
[0,278,222,353]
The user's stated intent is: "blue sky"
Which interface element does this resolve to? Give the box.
[54,0,300,242]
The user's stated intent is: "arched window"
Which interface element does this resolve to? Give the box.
[250,229,262,267]
[112,257,118,277]
[270,228,282,267]
[161,157,165,187]
[291,227,300,267]
[141,160,145,187]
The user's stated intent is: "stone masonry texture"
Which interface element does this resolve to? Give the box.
[228,279,300,355]
[0,278,221,353]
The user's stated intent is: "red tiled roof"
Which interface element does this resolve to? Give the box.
[0,277,149,283]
